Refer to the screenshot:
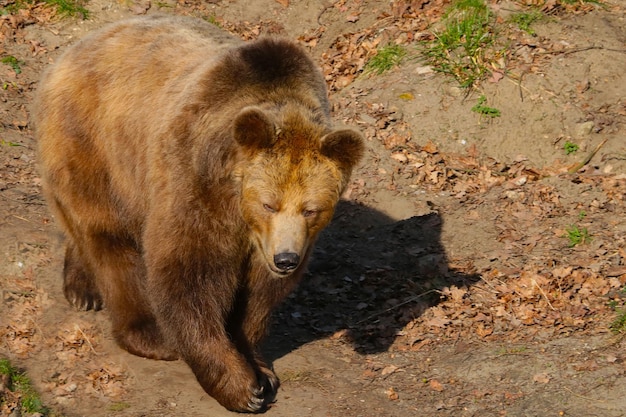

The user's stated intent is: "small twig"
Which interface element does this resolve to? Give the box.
[354,289,440,325]
[0,192,46,206]
[317,2,335,25]
[563,386,612,407]
[568,138,608,174]
[75,324,99,355]
[540,45,626,56]
[532,279,555,311]
[11,214,32,223]
[518,71,524,102]
[505,72,531,102]
[602,153,626,162]
[515,71,528,102]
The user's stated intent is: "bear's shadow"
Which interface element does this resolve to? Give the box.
[264,200,480,359]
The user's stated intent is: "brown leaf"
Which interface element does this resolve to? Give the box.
[606,266,626,277]
[429,379,444,392]
[391,152,408,163]
[475,323,493,338]
[275,0,289,6]
[381,365,398,376]
[384,134,408,149]
[444,286,467,302]
[129,1,151,15]
[573,360,599,372]
[361,369,377,379]
[386,387,399,400]
[488,70,504,83]
[425,316,450,328]
[346,13,360,22]
[331,329,349,340]
[533,373,550,384]
[421,140,438,154]
[471,389,492,398]
[504,391,524,400]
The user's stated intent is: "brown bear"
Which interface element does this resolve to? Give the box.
[33,15,363,413]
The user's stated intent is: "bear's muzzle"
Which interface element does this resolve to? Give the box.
[273,252,300,272]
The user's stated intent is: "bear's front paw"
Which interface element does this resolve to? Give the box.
[200,365,274,413]
[228,377,272,413]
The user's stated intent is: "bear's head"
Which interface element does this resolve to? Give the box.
[233,105,364,276]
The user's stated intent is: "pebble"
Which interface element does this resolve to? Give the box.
[575,121,594,137]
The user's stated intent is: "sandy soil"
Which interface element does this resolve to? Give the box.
[1,0,626,416]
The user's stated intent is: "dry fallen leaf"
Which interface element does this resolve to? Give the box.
[429,379,445,392]
[425,316,451,328]
[488,70,504,83]
[381,365,398,376]
[386,387,399,400]
[391,152,408,163]
[421,140,438,154]
[444,286,467,302]
[362,369,377,379]
[129,0,151,15]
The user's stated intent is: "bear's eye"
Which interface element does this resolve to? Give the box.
[263,203,277,213]
[302,209,318,218]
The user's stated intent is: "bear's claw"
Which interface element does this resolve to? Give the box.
[247,385,266,412]
[65,285,104,311]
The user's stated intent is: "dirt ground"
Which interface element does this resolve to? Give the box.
[1,0,626,416]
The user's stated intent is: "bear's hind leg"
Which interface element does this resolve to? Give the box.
[63,242,104,311]
[113,314,178,361]
[83,232,178,361]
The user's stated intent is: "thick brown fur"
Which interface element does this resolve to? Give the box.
[33,15,363,413]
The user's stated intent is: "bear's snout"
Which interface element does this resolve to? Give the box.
[273,252,300,272]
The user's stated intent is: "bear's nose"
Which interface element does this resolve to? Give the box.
[273,252,300,272]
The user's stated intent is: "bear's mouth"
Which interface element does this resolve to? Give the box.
[253,235,305,277]
[267,261,299,277]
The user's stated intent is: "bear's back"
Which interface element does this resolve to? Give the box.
[34,15,241,136]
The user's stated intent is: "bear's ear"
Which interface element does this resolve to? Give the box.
[320,129,365,169]
[233,107,276,150]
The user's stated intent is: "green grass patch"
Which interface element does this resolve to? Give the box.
[0,358,13,374]
[423,0,497,88]
[560,0,602,4]
[0,358,50,415]
[564,224,591,247]
[203,14,220,27]
[1,0,88,18]
[496,346,528,355]
[610,309,626,334]
[365,44,407,75]
[563,141,579,155]
[1,55,23,74]
[471,95,500,117]
[0,139,21,146]
[509,10,543,35]
[109,402,131,412]
[46,0,89,17]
